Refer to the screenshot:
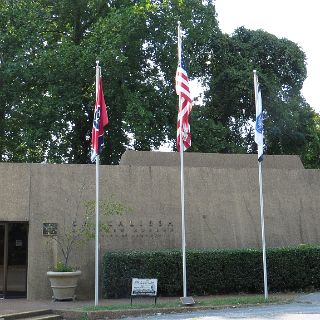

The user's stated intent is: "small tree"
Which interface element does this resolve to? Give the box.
[49,197,127,271]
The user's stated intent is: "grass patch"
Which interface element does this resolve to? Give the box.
[82,300,180,311]
[196,294,283,306]
[82,293,295,312]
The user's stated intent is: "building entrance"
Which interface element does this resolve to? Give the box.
[0,222,28,298]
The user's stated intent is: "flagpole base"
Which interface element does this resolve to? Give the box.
[180,296,195,306]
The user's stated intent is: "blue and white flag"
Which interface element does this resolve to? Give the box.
[254,71,263,162]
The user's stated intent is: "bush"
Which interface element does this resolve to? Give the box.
[103,245,320,298]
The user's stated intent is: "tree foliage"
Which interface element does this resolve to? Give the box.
[0,0,319,167]
[0,0,218,164]
[193,27,317,161]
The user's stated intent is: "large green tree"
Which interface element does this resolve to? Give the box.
[0,0,218,164]
[1,0,318,167]
[190,26,318,165]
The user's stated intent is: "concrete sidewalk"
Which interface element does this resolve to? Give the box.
[294,292,320,305]
[0,293,317,318]
[0,296,173,316]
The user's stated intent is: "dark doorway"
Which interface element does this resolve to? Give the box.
[0,222,28,299]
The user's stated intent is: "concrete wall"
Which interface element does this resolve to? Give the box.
[0,152,320,300]
[120,151,304,169]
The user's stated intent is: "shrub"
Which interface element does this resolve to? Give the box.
[103,245,320,298]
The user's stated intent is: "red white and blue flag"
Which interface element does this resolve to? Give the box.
[176,46,192,152]
[91,78,109,162]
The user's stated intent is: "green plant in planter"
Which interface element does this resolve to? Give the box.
[48,197,128,271]
[54,261,75,272]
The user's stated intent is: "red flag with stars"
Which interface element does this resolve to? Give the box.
[91,78,108,162]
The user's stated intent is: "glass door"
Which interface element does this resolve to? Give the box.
[0,222,28,298]
[0,223,7,298]
[0,224,3,297]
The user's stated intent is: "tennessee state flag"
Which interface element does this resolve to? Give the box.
[91,78,109,162]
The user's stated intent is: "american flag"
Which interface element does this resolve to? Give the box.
[91,77,109,162]
[176,47,192,152]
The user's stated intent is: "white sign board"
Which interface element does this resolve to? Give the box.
[131,278,157,296]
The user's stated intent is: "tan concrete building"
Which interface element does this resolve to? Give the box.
[0,151,320,300]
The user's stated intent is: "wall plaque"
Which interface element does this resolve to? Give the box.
[43,223,58,236]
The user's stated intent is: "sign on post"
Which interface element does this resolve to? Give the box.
[131,278,157,305]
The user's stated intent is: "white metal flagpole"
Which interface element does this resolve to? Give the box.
[177,21,187,299]
[258,161,268,300]
[95,61,101,306]
[253,70,268,300]
[180,121,187,298]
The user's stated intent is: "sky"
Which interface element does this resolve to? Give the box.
[214,0,320,113]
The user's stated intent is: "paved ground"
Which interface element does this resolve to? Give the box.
[1,293,320,319]
[122,303,320,320]
[0,296,133,314]
[121,293,320,320]
[0,296,174,315]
